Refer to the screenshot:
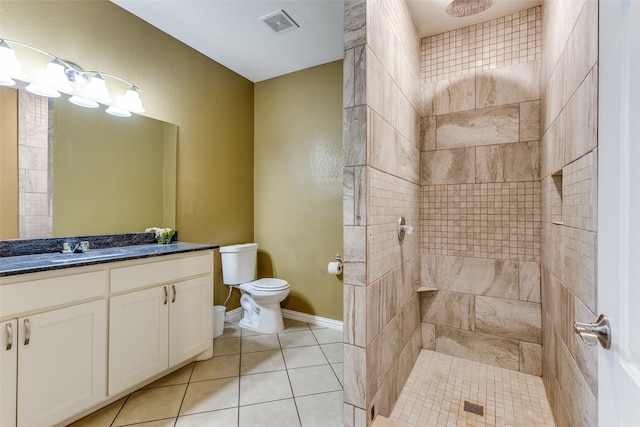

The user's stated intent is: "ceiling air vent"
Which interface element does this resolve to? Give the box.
[260,9,299,34]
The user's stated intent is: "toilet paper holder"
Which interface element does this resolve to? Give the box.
[327,254,344,275]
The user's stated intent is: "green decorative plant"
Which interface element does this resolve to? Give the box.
[146,227,175,244]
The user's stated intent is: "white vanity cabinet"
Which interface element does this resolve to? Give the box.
[108,252,213,395]
[0,269,108,427]
[0,247,214,427]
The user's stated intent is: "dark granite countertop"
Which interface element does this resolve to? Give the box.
[0,242,218,277]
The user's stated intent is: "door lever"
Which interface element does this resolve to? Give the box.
[573,314,611,349]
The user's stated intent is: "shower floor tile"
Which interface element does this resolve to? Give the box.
[390,350,556,427]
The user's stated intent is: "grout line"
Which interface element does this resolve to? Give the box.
[171,363,195,427]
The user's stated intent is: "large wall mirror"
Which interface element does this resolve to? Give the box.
[0,86,176,240]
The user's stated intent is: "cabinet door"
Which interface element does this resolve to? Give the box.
[169,275,213,366]
[109,286,168,396]
[0,319,17,427]
[17,300,106,427]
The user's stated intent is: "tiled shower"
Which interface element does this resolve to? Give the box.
[17,91,52,238]
[343,0,598,426]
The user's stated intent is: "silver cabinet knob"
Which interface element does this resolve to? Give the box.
[574,314,611,349]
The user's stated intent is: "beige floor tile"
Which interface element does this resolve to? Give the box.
[113,384,187,426]
[72,321,344,427]
[67,397,127,427]
[296,391,344,427]
[239,370,293,406]
[331,363,344,387]
[321,342,343,363]
[240,325,261,337]
[242,334,280,353]
[282,345,328,369]
[278,330,318,348]
[239,399,301,427]
[283,318,313,331]
[219,322,242,339]
[191,354,240,381]
[175,408,238,426]
[241,349,286,375]
[308,323,329,330]
[311,328,343,344]
[213,337,241,356]
[122,419,176,427]
[179,377,239,415]
[144,363,194,389]
[288,365,342,397]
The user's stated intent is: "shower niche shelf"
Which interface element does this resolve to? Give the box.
[417,287,438,293]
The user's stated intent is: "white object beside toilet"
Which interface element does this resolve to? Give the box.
[220,243,290,333]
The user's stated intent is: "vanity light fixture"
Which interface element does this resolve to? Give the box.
[0,38,144,117]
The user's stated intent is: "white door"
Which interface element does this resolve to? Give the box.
[168,276,212,366]
[597,0,640,425]
[0,319,17,427]
[17,300,106,427]
[109,286,169,396]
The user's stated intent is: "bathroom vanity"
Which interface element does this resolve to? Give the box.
[0,242,216,427]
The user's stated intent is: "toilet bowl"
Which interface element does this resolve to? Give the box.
[220,244,290,334]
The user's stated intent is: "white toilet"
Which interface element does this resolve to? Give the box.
[220,243,290,333]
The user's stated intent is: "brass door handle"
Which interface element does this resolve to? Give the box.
[5,323,13,351]
[24,318,30,346]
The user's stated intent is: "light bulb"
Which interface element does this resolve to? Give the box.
[0,75,15,86]
[25,83,60,98]
[69,95,99,108]
[123,86,144,113]
[0,41,26,84]
[84,73,111,104]
[40,59,72,93]
[106,106,131,117]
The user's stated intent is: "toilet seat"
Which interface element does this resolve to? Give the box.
[249,278,289,291]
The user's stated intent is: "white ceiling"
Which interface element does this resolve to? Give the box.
[111,0,541,83]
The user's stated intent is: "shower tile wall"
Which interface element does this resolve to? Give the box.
[419,7,543,376]
[18,90,52,238]
[421,8,542,83]
[343,0,422,425]
[540,0,598,426]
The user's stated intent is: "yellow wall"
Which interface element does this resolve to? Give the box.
[1,2,344,319]
[254,61,344,320]
[1,0,254,305]
[0,87,18,239]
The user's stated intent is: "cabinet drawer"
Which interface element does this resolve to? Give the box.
[0,271,107,317]
[110,252,213,293]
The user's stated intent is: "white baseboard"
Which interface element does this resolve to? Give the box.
[281,309,343,330]
[224,307,243,323]
[222,306,343,330]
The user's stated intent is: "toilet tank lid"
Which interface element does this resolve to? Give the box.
[220,243,258,253]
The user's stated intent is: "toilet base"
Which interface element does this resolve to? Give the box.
[239,302,285,334]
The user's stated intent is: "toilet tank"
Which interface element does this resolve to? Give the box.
[220,243,258,285]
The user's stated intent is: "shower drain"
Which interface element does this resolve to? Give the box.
[463,401,485,416]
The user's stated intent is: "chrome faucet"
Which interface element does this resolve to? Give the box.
[62,241,90,254]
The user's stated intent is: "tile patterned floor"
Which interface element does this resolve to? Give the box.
[69,319,344,427]
[389,350,556,427]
